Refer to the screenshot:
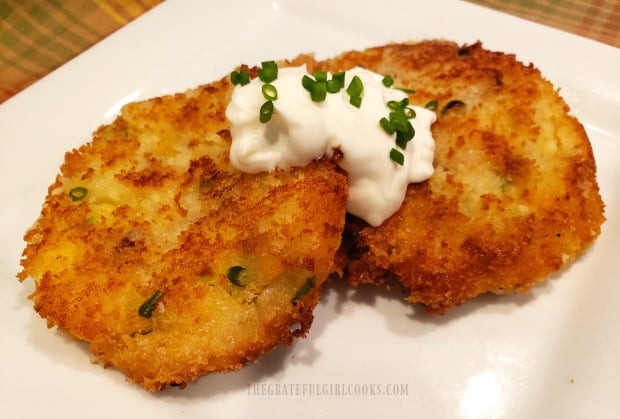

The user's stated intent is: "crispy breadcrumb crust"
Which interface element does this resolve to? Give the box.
[322,41,605,313]
[19,75,347,391]
[18,40,605,393]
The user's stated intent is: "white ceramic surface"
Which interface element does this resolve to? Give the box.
[1,1,618,418]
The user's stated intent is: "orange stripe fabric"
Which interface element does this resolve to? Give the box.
[1,0,618,104]
[466,0,620,48]
[0,0,161,103]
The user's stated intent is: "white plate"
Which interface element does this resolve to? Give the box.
[1,1,618,418]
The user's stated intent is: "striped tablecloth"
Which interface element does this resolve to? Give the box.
[467,0,620,47]
[1,0,618,104]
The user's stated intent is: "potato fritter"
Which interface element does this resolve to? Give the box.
[19,40,605,392]
[18,76,347,391]
[320,41,605,314]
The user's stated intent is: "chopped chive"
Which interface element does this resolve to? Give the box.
[261,83,278,101]
[230,71,241,86]
[389,110,409,132]
[230,69,250,86]
[291,277,316,303]
[390,148,405,165]
[403,106,416,119]
[230,71,240,85]
[349,95,362,108]
[387,98,409,110]
[395,131,409,149]
[138,290,162,318]
[258,61,278,83]
[387,100,400,110]
[259,101,274,123]
[326,79,342,93]
[301,74,315,92]
[405,123,415,140]
[310,81,327,102]
[69,187,88,202]
[227,266,247,287]
[379,117,395,135]
[346,75,364,97]
[301,74,327,102]
[441,99,465,115]
[389,118,408,135]
[425,100,438,110]
[332,71,345,88]
[395,87,416,94]
[239,69,250,85]
[313,71,328,82]
[303,71,347,99]
[382,74,394,87]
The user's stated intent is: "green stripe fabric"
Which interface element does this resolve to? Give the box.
[466,0,620,47]
[0,0,161,102]
[1,0,618,103]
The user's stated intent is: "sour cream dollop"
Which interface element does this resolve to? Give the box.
[225,66,436,226]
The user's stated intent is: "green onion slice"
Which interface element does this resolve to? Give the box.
[230,69,250,86]
[301,74,315,92]
[387,98,409,111]
[379,117,395,135]
[441,100,465,115]
[326,79,342,93]
[382,74,394,87]
[395,131,410,149]
[230,71,240,85]
[69,187,88,202]
[349,95,362,108]
[230,71,242,85]
[389,110,409,132]
[227,266,247,287]
[332,71,345,89]
[138,290,162,318]
[387,100,400,110]
[302,71,347,99]
[258,61,278,83]
[301,75,327,102]
[311,81,327,102]
[261,83,278,101]
[259,101,274,123]
[332,71,344,89]
[403,106,416,119]
[313,71,328,82]
[425,100,438,110]
[239,69,250,85]
[291,277,317,303]
[346,75,364,98]
[395,87,416,94]
[389,148,405,166]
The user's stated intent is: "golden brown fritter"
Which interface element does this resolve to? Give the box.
[320,41,605,314]
[19,40,605,392]
[18,75,348,391]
